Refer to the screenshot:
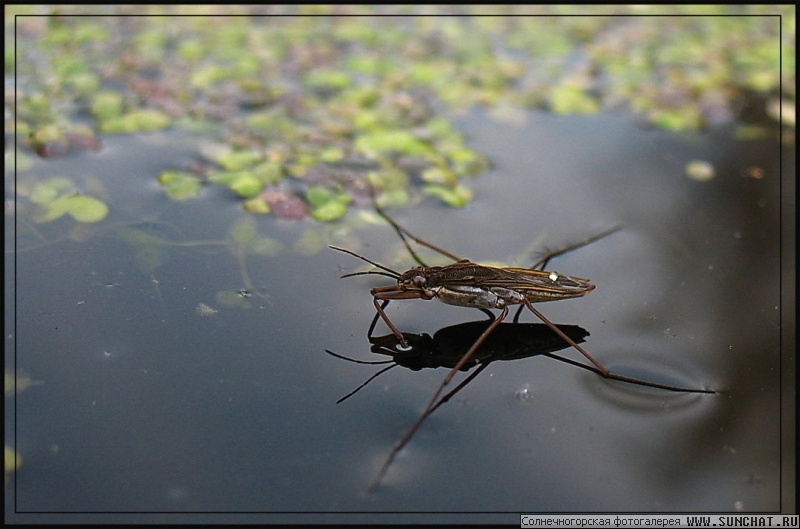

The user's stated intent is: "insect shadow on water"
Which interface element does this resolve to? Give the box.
[327,314,593,407]
[329,202,716,498]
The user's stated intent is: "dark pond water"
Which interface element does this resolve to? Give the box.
[7,111,790,522]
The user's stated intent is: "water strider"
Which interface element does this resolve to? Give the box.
[329,202,715,498]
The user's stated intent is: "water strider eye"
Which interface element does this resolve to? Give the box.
[412,275,426,288]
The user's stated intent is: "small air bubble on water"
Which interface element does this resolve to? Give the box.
[515,386,530,401]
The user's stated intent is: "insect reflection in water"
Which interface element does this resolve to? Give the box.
[327,314,592,408]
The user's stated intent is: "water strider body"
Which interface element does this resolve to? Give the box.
[393,260,594,308]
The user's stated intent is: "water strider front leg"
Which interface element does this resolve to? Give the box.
[372,297,408,348]
[371,284,436,348]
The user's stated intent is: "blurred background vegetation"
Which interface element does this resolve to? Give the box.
[6,5,794,220]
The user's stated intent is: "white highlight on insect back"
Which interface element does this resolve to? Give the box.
[549,272,559,281]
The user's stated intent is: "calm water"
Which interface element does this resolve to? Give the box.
[7,111,789,522]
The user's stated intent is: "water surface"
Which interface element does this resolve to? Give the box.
[8,111,787,521]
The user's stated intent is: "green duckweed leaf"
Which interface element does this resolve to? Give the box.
[447,147,490,177]
[304,69,352,90]
[216,149,263,171]
[306,186,336,207]
[253,161,285,185]
[100,109,171,134]
[30,124,62,144]
[34,193,108,223]
[311,200,348,222]
[550,84,600,115]
[158,171,202,201]
[423,184,474,208]
[421,166,457,186]
[64,194,109,222]
[242,196,271,214]
[306,185,350,221]
[229,173,263,198]
[354,129,434,158]
[30,177,74,205]
[319,146,346,163]
[89,91,122,121]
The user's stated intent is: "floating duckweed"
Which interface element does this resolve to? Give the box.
[66,72,101,96]
[158,171,202,200]
[216,149,263,171]
[34,193,109,223]
[53,56,88,77]
[685,160,715,182]
[319,146,346,163]
[365,167,410,191]
[190,64,226,89]
[351,110,381,131]
[252,161,285,185]
[30,124,63,144]
[89,91,122,122]
[30,177,74,205]
[10,9,792,232]
[60,194,109,223]
[423,184,474,208]
[229,173,263,198]
[375,188,410,209]
[421,166,458,186]
[242,196,271,214]
[303,69,352,91]
[447,146,491,176]
[550,84,601,115]
[649,106,703,131]
[311,200,348,222]
[100,109,171,134]
[306,186,338,207]
[424,116,456,138]
[245,110,298,137]
[284,152,318,179]
[354,130,435,158]
[285,163,309,179]
[176,39,206,62]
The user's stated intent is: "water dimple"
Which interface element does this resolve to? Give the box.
[90,346,127,361]
[583,358,713,411]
